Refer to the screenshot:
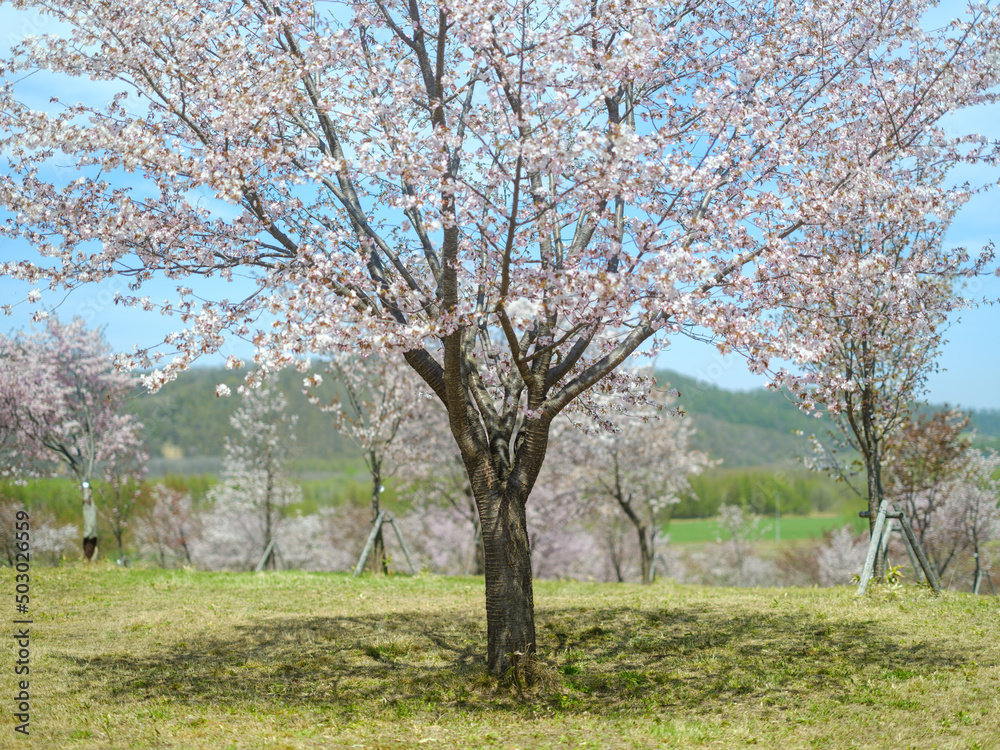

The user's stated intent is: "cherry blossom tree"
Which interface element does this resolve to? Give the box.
[559,380,712,584]
[0,316,144,559]
[304,353,425,573]
[2,0,999,674]
[777,179,986,575]
[192,384,301,571]
[885,408,972,560]
[949,451,1000,590]
[134,483,200,568]
[887,417,1000,587]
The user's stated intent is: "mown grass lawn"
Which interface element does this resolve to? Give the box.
[2,565,998,749]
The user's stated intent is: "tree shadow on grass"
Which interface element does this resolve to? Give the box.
[62,604,978,719]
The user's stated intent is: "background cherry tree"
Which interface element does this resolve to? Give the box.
[304,353,425,573]
[776,175,988,575]
[557,376,712,584]
[884,412,1000,588]
[0,315,144,558]
[2,0,999,674]
[946,451,1000,590]
[134,484,200,568]
[190,384,301,571]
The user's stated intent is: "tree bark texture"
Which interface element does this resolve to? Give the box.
[465,486,486,576]
[474,472,536,676]
[456,401,548,677]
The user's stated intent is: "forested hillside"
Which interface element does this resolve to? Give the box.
[125,367,355,464]
[125,365,999,470]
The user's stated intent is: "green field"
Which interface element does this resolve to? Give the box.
[667,513,868,545]
[2,565,998,749]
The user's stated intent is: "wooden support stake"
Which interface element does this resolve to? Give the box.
[255,538,279,573]
[896,512,941,594]
[354,509,388,577]
[353,510,418,576]
[388,515,419,575]
[858,506,940,594]
[857,499,891,597]
[880,518,894,561]
[896,517,923,583]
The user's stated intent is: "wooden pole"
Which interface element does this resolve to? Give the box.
[388,515,419,575]
[857,499,891,597]
[879,518,893,562]
[896,513,941,594]
[354,509,388,577]
[896,517,923,582]
[857,506,941,595]
[255,538,278,573]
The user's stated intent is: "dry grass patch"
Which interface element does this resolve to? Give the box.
[1,565,997,749]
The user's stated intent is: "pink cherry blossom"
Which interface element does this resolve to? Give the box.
[0,315,144,558]
[550,375,713,583]
[305,353,426,573]
[190,383,301,571]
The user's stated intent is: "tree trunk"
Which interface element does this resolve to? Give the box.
[479,485,536,677]
[637,525,654,585]
[472,515,486,576]
[81,483,98,561]
[403,339,545,678]
[615,485,654,585]
[461,483,486,575]
[369,454,388,574]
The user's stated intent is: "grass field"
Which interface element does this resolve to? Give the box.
[2,566,998,749]
[667,513,868,545]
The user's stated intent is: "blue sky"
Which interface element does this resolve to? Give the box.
[2,5,999,410]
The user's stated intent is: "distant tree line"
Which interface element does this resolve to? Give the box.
[679,469,856,519]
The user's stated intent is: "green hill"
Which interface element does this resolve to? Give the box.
[655,369,819,467]
[124,364,999,472]
[657,369,1000,467]
[124,366,356,467]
